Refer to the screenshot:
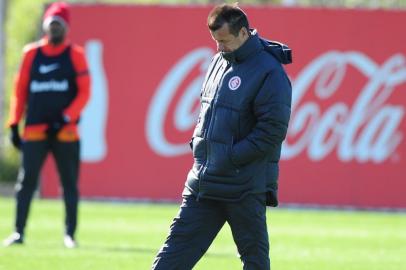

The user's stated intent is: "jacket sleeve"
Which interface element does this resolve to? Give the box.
[7,47,37,127]
[63,45,90,122]
[231,69,292,165]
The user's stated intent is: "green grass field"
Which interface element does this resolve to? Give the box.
[0,197,405,270]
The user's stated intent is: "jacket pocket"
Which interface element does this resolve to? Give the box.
[206,140,239,177]
[192,136,206,166]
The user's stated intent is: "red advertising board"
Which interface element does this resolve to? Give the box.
[42,5,406,208]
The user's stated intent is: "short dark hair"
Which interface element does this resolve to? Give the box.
[207,3,249,37]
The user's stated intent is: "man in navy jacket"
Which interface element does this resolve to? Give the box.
[152,4,292,269]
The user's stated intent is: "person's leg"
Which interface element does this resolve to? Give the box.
[226,193,270,270]
[15,140,49,236]
[51,139,80,239]
[152,195,226,270]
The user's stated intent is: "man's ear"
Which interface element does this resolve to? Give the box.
[240,27,249,39]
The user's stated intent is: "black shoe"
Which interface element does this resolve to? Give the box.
[3,232,24,246]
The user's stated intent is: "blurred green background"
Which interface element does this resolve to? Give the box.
[1,197,406,270]
[1,0,406,183]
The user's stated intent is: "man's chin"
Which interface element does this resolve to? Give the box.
[50,37,64,45]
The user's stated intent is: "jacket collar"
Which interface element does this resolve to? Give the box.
[221,29,262,64]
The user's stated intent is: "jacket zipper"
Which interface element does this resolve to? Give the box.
[197,60,229,201]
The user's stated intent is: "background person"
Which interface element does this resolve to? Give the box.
[3,1,90,248]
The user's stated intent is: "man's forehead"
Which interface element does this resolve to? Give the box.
[49,20,65,26]
[43,16,67,31]
[211,23,232,36]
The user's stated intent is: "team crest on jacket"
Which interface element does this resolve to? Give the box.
[228,76,241,90]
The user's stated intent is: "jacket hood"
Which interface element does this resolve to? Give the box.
[221,29,293,65]
[253,29,292,65]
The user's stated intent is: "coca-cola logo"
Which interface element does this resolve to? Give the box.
[284,51,405,163]
[146,48,406,163]
[146,47,214,157]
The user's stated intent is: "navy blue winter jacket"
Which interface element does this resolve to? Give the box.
[184,30,292,206]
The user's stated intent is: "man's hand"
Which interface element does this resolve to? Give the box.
[47,114,69,137]
[10,124,22,150]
